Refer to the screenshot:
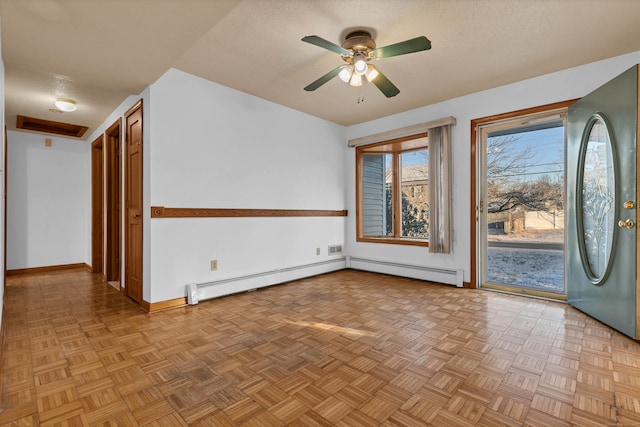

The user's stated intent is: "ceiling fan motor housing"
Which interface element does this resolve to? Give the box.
[342,30,376,53]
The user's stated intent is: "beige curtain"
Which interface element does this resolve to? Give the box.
[428,124,453,253]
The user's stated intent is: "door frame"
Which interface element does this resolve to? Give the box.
[91,135,104,274]
[470,99,578,291]
[105,119,122,284]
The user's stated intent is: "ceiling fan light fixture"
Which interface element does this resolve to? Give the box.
[338,66,352,83]
[349,73,363,87]
[54,98,77,112]
[366,68,379,82]
[353,56,368,76]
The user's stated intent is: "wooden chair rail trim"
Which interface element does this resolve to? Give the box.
[151,206,348,218]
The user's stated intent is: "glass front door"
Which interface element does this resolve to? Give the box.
[478,110,567,298]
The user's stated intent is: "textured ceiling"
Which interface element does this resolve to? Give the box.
[3,0,640,139]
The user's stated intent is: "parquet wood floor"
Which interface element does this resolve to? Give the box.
[2,268,640,426]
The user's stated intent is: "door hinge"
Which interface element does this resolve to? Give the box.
[479,199,484,213]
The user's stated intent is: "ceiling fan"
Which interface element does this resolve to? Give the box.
[302,30,431,98]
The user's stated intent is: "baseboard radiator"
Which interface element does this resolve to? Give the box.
[187,257,346,305]
[347,256,464,288]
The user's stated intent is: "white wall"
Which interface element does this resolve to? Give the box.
[6,131,90,270]
[147,69,347,302]
[345,50,640,285]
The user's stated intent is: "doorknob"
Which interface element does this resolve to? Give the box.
[618,219,635,229]
[133,213,141,219]
[624,200,635,209]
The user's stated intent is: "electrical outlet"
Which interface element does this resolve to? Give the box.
[210,260,217,271]
[316,247,320,255]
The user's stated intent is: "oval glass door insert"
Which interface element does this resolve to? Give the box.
[579,115,615,282]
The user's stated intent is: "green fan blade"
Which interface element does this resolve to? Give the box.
[302,35,352,56]
[368,65,400,97]
[370,36,431,59]
[304,66,342,91]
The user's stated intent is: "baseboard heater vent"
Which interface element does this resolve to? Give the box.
[348,256,464,287]
[328,244,343,255]
[186,257,346,305]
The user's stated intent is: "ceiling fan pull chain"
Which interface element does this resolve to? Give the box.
[357,84,365,104]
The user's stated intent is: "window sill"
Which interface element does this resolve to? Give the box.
[356,236,429,247]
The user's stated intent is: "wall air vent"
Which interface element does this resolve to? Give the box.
[17,115,88,138]
[328,244,343,255]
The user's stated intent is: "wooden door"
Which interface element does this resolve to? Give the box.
[91,136,104,274]
[567,65,639,339]
[125,101,143,303]
[105,119,121,283]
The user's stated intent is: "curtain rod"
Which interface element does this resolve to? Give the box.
[348,116,456,147]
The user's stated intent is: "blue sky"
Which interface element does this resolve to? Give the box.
[489,126,564,183]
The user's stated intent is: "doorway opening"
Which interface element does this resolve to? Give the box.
[472,102,574,299]
[91,136,104,274]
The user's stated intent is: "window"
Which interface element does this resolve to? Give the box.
[356,133,429,246]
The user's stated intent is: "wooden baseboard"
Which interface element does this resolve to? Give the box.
[7,263,91,276]
[140,297,188,313]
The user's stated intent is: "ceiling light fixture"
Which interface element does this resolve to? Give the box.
[366,67,379,82]
[353,52,368,76]
[336,55,371,90]
[338,65,352,83]
[54,98,77,112]
[349,73,363,87]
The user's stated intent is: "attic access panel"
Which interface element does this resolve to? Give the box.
[16,115,88,138]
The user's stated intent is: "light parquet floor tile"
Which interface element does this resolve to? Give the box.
[3,268,640,425]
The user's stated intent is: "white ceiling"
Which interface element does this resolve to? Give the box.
[3,0,640,139]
